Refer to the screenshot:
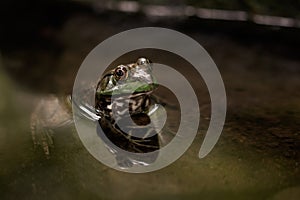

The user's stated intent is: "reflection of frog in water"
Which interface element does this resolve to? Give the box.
[31,58,172,168]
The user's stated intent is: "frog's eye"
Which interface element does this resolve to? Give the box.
[114,65,128,80]
[137,57,150,66]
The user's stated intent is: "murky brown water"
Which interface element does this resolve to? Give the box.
[1,4,300,200]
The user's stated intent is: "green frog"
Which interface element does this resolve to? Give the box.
[95,58,163,168]
[31,58,169,168]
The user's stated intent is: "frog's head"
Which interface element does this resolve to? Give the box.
[96,58,158,96]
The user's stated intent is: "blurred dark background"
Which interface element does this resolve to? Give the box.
[0,1,300,200]
[1,0,300,92]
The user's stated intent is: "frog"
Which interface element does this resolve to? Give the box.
[95,58,163,168]
[31,57,171,168]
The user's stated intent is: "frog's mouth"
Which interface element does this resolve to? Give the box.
[97,82,159,96]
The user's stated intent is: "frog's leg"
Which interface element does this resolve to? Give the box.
[150,94,178,110]
[148,94,178,143]
[115,154,134,169]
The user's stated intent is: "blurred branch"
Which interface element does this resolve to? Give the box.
[91,1,300,28]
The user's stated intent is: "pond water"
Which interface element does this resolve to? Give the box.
[0,10,300,200]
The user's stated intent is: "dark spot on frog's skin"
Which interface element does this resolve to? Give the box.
[131,113,151,126]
